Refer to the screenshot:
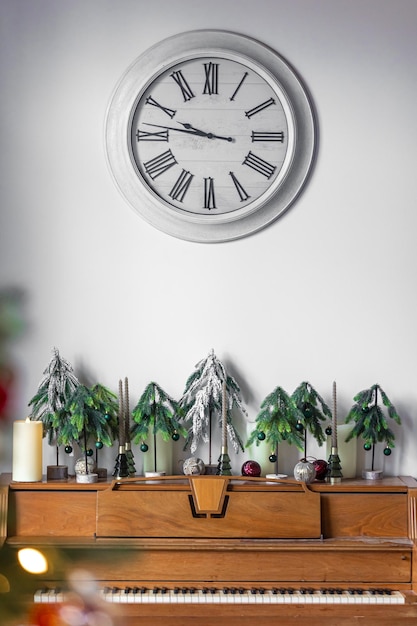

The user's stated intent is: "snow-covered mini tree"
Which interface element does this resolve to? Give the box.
[247,386,305,472]
[131,381,186,473]
[179,350,246,466]
[28,348,79,478]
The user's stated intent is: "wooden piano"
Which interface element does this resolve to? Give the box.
[2,473,417,625]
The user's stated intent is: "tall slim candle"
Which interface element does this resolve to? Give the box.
[222,380,227,451]
[124,377,130,443]
[332,381,338,449]
[12,418,43,482]
[118,379,125,447]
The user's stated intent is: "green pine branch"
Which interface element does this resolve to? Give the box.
[291,381,332,447]
[130,382,186,444]
[247,386,305,451]
[345,383,401,447]
[65,384,114,449]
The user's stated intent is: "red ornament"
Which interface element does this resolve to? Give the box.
[313,459,328,481]
[241,460,261,477]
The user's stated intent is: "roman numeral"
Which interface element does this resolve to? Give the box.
[136,129,169,142]
[251,131,284,143]
[245,97,276,119]
[145,95,176,119]
[230,72,248,101]
[203,177,216,210]
[229,171,250,202]
[243,151,276,179]
[143,149,177,180]
[170,70,195,102]
[169,169,194,202]
[203,62,219,95]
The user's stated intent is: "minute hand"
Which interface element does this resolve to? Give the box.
[143,122,234,142]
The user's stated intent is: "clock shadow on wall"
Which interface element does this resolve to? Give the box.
[105,30,317,243]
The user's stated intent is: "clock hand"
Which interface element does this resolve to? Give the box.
[179,122,234,142]
[143,122,207,137]
[143,122,234,142]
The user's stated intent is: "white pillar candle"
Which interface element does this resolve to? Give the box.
[12,418,43,482]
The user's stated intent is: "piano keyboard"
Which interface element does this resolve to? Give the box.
[34,586,406,606]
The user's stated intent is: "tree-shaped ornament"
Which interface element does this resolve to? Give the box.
[179,349,246,473]
[131,381,185,475]
[291,381,332,456]
[28,348,80,480]
[345,383,401,479]
[326,381,343,483]
[113,378,130,479]
[247,386,305,475]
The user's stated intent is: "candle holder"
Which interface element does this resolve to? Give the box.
[327,447,343,484]
[113,445,129,479]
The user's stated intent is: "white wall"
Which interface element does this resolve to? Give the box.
[1,0,416,478]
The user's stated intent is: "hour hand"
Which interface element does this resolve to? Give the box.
[179,122,234,142]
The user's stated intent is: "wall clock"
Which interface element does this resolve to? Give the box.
[105,30,316,243]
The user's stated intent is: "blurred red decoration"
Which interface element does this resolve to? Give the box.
[313,458,328,481]
[241,460,261,477]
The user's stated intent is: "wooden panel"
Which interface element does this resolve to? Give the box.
[0,484,8,547]
[39,541,411,584]
[9,491,97,537]
[97,485,321,538]
[93,603,417,626]
[321,493,408,538]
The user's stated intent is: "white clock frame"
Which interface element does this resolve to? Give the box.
[105,30,316,243]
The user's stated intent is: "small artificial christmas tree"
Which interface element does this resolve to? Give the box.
[247,386,305,472]
[130,381,186,473]
[28,348,79,479]
[88,383,119,451]
[179,350,246,468]
[291,381,332,456]
[66,383,119,479]
[345,383,401,474]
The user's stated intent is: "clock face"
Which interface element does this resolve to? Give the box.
[130,56,294,217]
[105,31,315,242]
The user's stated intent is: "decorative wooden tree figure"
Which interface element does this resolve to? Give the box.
[113,378,130,479]
[247,386,305,474]
[345,383,401,479]
[28,348,79,480]
[131,381,185,475]
[291,381,332,456]
[179,349,246,473]
[66,383,117,482]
